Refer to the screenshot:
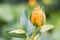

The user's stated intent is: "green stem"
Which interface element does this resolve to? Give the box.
[30,27,38,40]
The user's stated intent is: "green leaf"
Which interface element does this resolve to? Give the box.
[34,34,40,40]
[9,29,26,34]
[8,29,27,38]
[40,24,54,32]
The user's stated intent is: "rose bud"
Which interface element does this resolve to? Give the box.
[30,6,46,28]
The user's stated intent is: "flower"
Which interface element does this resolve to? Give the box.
[30,6,46,28]
[28,0,37,7]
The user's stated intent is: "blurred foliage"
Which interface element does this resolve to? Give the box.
[0,0,60,40]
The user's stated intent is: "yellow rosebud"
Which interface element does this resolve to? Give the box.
[28,0,37,7]
[30,6,46,28]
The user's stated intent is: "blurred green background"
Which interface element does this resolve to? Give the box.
[0,0,60,40]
